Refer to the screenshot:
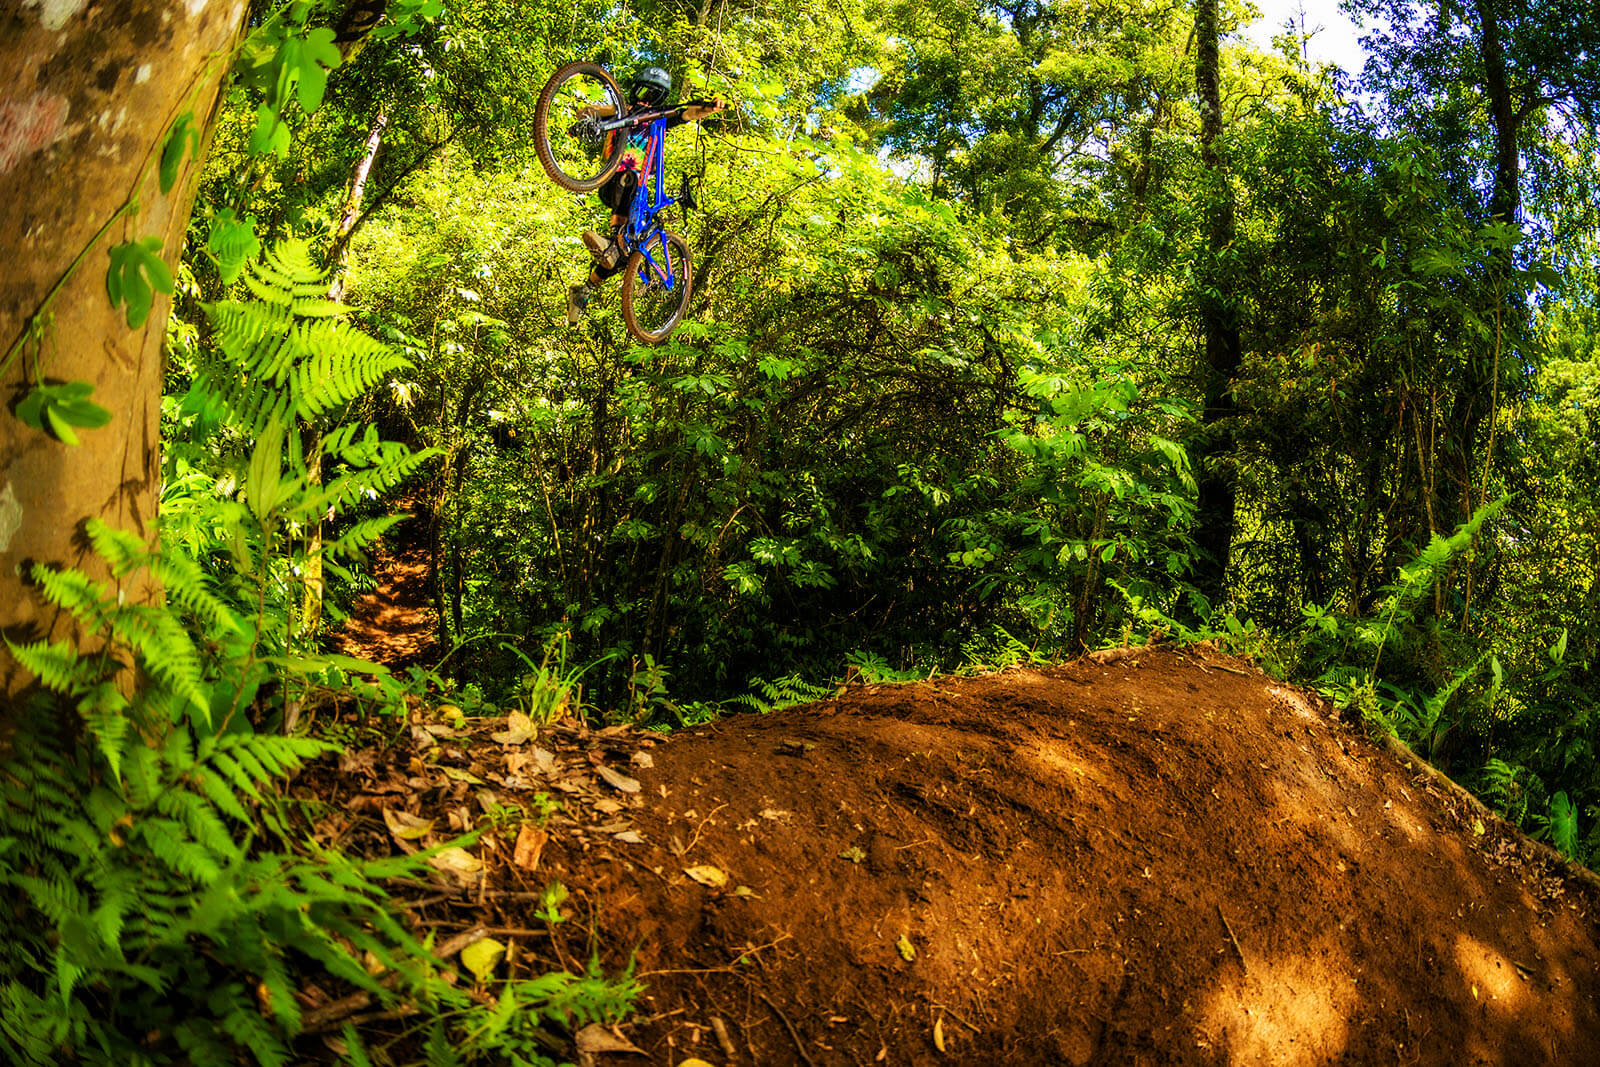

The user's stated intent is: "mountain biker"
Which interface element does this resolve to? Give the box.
[566,66,726,324]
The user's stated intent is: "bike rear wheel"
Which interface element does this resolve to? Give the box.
[534,62,627,192]
[621,231,694,345]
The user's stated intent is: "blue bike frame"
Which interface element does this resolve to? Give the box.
[598,110,683,295]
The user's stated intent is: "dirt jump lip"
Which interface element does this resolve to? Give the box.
[301,644,1600,1065]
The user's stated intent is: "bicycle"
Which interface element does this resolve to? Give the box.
[534,61,712,345]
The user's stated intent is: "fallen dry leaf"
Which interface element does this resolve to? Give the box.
[428,846,483,882]
[573,1023,643,1054]
[684,864,728,888]
[934,1013,946,1053]
[630,751,655,769]
[490,709,538,745]
[382,808,434,844]
[596,764,641,793]
[513,825,548,870]
[614,830,646,844]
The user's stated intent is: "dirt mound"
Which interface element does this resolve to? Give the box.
[303,647,1600,1065]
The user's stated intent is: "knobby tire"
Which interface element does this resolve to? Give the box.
[621,231,693,345]
[534,61,626,193]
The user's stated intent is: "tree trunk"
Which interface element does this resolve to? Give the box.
[0,2,248,700]
[1438,0,1519,532]
[1190,0,1242,608]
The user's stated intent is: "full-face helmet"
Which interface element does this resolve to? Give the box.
[629,66,672,106]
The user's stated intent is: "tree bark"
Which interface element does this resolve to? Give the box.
[1437,0,1519,533]
[0,1,248,699]
[1190,0,1242,608]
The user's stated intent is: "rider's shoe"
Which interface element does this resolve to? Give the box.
[582,230,622,270]
[567,282,595,324]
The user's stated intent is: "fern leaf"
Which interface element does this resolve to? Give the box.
[137,816,222,885]
[321,515,405,562]
[6,639,95,695]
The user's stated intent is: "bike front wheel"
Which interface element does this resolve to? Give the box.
[534,61,627,192]
[621,231,694,345]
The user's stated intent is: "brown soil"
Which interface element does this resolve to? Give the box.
[302,645,1600,1066]
[333,505,437,669]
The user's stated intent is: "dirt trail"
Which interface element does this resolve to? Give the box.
[334,504,437,669]
[307,633,1600,1065]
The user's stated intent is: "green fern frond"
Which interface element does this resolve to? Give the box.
[27,566,113,635]
[157,788,241,863]
[102,605,208,719]
[218,990,290,1067]
[305,446,437,517]
[207,751,264,803]
[9,873,86,927]
[5,639,96,695]
[84,522,153,580]
[150,546,244,637]
[137,816,222,885]
[290,320,407,417]
[321,515,405,562]
[78,693,132,783]
[191,763,255,823]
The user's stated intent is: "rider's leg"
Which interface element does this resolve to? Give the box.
[567,248,631,323]
[584,171,637,269]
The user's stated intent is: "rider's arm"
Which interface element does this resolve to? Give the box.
[664,98,728,128]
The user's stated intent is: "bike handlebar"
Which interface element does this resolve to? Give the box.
[594,99,726,132]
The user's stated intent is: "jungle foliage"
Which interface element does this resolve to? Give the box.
[186,0,1600,856]
[7,0,1600,1060]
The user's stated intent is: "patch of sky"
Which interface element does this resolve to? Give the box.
[1240,0,1372,77]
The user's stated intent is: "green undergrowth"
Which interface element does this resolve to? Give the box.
[0,238,637,1065]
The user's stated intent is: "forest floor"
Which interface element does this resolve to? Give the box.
[307,534,1600,1066]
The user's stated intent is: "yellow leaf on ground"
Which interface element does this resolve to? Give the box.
[490,709,537,745]
[934,1013,946,1053]
[684,864,728,888]
[896,934,917,961]
[460,938,504,983]
[382,808,434,841]
[428,846,483,882]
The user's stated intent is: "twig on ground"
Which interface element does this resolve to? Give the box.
[759,992,817,1067]
[684,802,728,854]
[1218,906,1248,971]
[931,1004,982,1033]
[301,926,488,1032]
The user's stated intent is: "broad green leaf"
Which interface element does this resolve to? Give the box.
[246,416,285,521]
[459,937,505,984]
[159,112,198,194]
[106,237,172,327]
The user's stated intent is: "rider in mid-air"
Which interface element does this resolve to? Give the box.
[566,66,725,324]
